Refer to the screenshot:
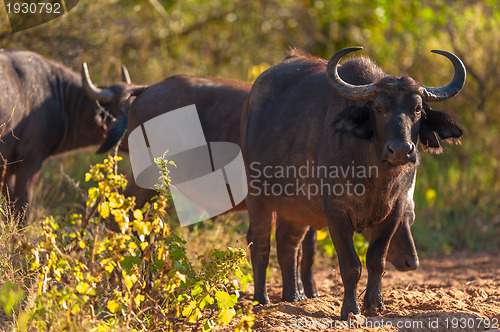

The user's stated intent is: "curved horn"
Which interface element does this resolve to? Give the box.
[121,65,131,84]
[81,62,115,103]
[326,46,377,101]
[423,50,466,102]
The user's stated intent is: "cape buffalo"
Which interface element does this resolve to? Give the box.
[0,50,129,221]
[83,71,251,211]
[242,47,465,319]
[87,62,420,302]
[85,70,325,298]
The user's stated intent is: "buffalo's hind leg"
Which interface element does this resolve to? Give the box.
[247,198,274,305]
[276,218,309,302]
[300,227,319,298]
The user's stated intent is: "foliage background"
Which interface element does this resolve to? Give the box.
[0,0,499,253]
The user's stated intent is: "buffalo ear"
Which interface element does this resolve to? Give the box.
[332,104,373,140]
[419,107,464,154]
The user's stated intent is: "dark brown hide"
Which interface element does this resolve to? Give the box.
[0,50,126,221]
[242,47,464,319]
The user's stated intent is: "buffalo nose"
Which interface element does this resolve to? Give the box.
[405,257,419,270]
[384,141,416,165]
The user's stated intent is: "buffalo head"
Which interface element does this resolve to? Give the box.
[328,47,465,166]
[82,63,145,128]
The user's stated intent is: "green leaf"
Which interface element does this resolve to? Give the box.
[199,294,214,309]
[182,301,202,323]
[191,284,204,297]
[121,256,142,271]
[240,274,253,292]
[218,307,236,326]
[57,259,68,267]
[215,291,237,309]
[0,282,24,316]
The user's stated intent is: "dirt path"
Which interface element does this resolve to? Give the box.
[229,251,500,331]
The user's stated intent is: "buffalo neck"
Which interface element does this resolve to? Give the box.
[351,140,418,228]
[50,70,102,156]
[317,128,418,230]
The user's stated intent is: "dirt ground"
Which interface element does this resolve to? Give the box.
[226,251,500,332]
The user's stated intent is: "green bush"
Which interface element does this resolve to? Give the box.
[2,156,254,331]
[317,229,368,266]
[1,0,499,269]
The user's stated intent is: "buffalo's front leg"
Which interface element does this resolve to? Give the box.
[276,219,308,302]
[247,198,273,305]
[325,210,361,320]
[300,227,319,298]
[364,209,401,316]
[13,163,41,224]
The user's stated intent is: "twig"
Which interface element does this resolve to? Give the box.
[0,106,20,142]
[147,0,169,23]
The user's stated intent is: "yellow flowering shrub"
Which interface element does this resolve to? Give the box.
[25,156,254,331]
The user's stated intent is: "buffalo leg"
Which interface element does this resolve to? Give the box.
[276,218,308,302]
[363,209,401,316]
[295,245,306,298]
[13,165,41,224]
[300,227,319,298]
[0,172,14,203]
[325,209,361,320]
[247,199,273,305]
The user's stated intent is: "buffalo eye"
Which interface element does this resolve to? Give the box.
[374,104,383,114]
[414,105,422,116]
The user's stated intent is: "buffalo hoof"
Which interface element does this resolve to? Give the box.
[340,298,361,321]
[306,289,319,298]
[297,279,306,298]
[282,290,307,303]
[304,284,319,298]
[363,289,385,316]
[253,295,270,306]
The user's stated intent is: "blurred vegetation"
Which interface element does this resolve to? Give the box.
[1,157,254,331]
[1,0,499,253]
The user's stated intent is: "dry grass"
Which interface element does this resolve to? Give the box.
[0,200,33,331]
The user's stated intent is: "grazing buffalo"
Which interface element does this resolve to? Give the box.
[0,50,128,221]
[83,70,251,210]
[87,64,422,302]
[242,47,465,319]
[84,69,325,299]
